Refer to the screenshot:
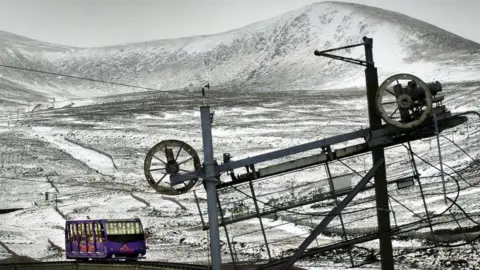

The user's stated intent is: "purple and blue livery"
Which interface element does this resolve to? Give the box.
[65,218,147,261]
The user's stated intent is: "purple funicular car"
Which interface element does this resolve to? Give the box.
[65,218,147,261]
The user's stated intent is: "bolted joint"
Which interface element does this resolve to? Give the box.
[377,207,390,213]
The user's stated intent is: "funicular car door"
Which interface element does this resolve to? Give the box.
[78,223,87,254]
[70,222,106,256]
[92,222,106,255]
[69,223,79,254]
[65,226,71,254]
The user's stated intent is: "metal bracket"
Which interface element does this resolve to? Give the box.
[313,38,374,67]
[377,207,391,213]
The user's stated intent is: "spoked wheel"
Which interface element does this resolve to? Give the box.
[376,73,433,129]
[144,140,201,195]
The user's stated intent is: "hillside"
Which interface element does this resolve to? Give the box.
[0,1,480,102]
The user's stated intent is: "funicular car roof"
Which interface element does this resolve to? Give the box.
[65,218,141,224]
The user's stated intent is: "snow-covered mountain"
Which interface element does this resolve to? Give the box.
[1,1,480,101]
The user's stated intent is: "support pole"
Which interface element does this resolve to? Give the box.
[433,114,447,204]
[324,161,354,267]
[216,190,237,269]
[200,106,222,269]
[363,36,394,270]
[193,190,206,228]
[249,179,272,261]
[406,142,436,243]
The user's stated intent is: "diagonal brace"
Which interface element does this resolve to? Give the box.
[279,158,385,270]
[316,52,370,67]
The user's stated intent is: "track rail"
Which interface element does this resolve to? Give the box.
[0,260,208,270]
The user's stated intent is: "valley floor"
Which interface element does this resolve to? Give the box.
[1,82,480,269]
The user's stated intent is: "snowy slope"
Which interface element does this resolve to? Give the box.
[1,1,480,100]
[1,81,480,268]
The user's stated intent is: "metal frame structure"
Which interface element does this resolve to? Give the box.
[157,36,473,269]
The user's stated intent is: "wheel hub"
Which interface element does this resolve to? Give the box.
[397,94,413,109]
[166,162,179,174]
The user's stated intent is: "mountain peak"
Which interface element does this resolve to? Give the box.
[0,1,479,102]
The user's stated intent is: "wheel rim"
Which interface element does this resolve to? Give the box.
[144,140,201,195]
[376,73,432,129]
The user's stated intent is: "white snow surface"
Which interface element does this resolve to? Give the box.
[0,1,480,268]
[0,1,480,107]
[1,81,480,269]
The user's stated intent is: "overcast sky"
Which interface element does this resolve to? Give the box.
[0,0,478,47]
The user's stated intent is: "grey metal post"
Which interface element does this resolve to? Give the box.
[200,106,222,269]
[324,160,354,267]
[363,37,394,270]
[433,114,447,204]
[249,179,272,261]
[215,190,237,268]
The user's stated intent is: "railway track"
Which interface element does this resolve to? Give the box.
[0,260,209,270]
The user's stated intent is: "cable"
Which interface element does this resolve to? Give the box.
[440,135,478,163]
[214,136,472,222]
[0,64,367,124]
[228,184,375,217]
[353,142,480,268]
[0,63,220,95]
[402,143,478,189]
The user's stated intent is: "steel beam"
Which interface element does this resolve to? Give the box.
[364,37,394,270]
[216,129,367,172]
[200,106,222,269]
[170,113,467,186]
[202,185,360,230]
[256,233,380,269]
[216,115,461,188]
[279,158,385,270]
[433,114,447,204]
[170,129,369,184]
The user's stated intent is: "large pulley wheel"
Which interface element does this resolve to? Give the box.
[376,73,433,129]
[144,140,201,196]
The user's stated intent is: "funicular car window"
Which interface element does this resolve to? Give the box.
[105,221,145,242]
[71,224,76,241]
[86,223,93,242]
[134,222,142,234]
[95,223,104,242]
[79,224,84,241]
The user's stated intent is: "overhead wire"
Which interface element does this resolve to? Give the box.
[3,64,480,266]
[0,63,364,123]
[274,136,473,267]
[353,138,480,268]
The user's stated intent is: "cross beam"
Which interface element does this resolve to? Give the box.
[170,111,467,187]
[279,158,384,270]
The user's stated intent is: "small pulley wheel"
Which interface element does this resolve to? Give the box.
[144,140,201,196]
[376,73,433,129]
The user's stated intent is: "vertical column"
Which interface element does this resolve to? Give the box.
[433,114,447,204]
[363,36,394,270]
[200,106,222,269]
[249,179,272,261]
